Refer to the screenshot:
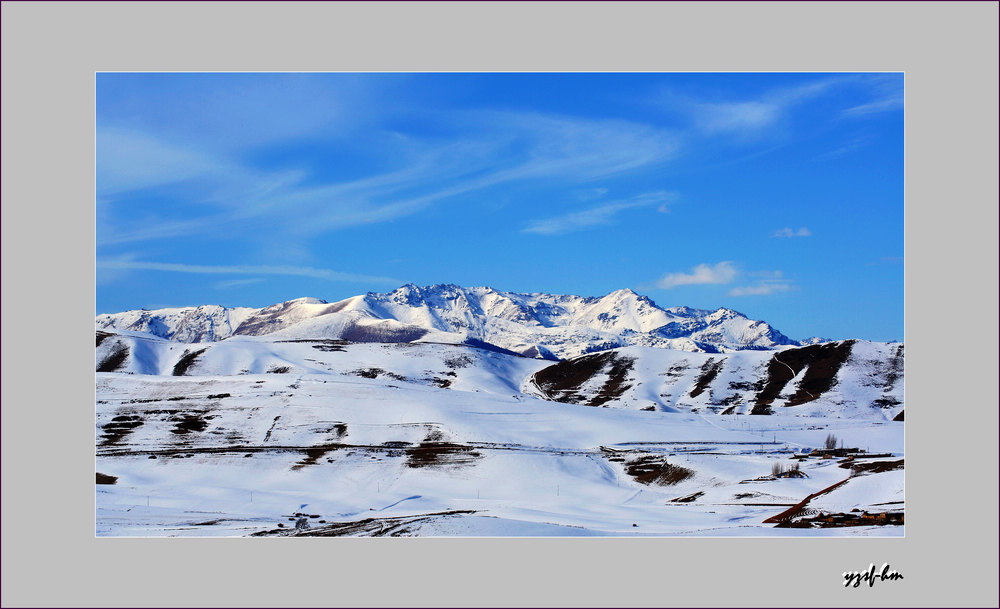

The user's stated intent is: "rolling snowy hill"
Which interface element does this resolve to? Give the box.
[96,330,903,421]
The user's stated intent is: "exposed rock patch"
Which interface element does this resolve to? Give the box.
[532,351,635,407]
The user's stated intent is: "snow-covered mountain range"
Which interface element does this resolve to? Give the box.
[96,284,802,359]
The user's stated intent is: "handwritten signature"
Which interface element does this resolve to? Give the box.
[843,563,903,588]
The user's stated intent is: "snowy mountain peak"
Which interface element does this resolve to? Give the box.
[605,287,639,298]
[706,307,745,322]
[288,296,328,305]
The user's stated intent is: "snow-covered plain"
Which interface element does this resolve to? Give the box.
[96,334,903,537]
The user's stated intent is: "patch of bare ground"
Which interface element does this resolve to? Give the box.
[96,472,118,485]
[751,340,855,413]
[443,354,473,369]
[777,510,903,528]
[252,510,476,537]
[872,396,901,409]
[840,459,904,475]
[100,414,143,445]
[97,342,130,372]
[623,454,694,486]
[406,431,481,469]
[96,331,113,347]
[351,367,407,381]
[290,425,348,470]
[169,411,211,435]
[406,443,481,468]
[689,358,723,398]
[291,445,344,470]
[661,361,689,380]
[883,344,904,389]
[670,491,704,503]
[532,351,635,406]
[718,394,743,415]
[277,338,349,352]
[172,348,208,376]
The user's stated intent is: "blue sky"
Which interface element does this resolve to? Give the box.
[97,72,903,341]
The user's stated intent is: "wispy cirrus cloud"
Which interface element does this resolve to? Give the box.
[808,136,870,162]
[97,258,401,285]
[522,191,676,235]
[726,270,795,296]
[659,74,900,141]
[842,74,903,117]
[843,97,903,116]
[772,227,812,238]
[652,261,738,289]
[667,78,844,136]
[97,128,223,196]
[98,111,680,247]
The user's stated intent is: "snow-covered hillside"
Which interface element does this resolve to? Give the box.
[96,326,903,537]
[96,330,903,421]
[96,284,800,359]
[526,341,904,420]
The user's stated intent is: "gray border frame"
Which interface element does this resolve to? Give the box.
[2,2,998,607]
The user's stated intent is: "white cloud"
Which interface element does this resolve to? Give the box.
[97,259,400,285]
[523,192,677,235]
[727,280,794,296]
[647,262,796,296]
[653,261,737,289]
[772,227,812,238]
